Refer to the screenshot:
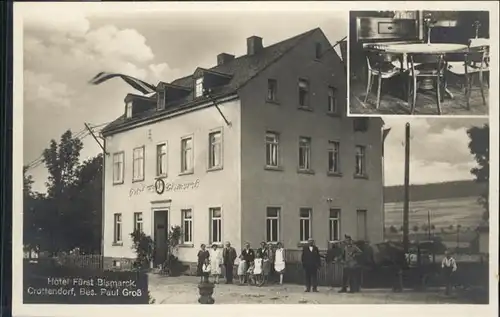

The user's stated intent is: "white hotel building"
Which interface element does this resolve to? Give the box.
[101,28,385,268]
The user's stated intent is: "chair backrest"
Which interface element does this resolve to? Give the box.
[469,38,489,48]
[364,49,399,71]
[466,45,489,67]
[407,53,446,74]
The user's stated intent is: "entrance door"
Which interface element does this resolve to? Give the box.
[153,209,169,268]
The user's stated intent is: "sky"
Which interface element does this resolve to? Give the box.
[18,3,487,193]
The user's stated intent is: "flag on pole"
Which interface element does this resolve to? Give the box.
[88,72,157,95]
[383,128,391,142]
[339,39,348,63]
[382,128,391,157]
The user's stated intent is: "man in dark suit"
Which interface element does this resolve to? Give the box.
[301,238,321,292]
[222,241,237,284]
[241,242,255,263]
[241,242,255,283]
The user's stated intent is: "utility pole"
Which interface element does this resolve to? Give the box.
[427,210,431,240]
[403,123,410,253]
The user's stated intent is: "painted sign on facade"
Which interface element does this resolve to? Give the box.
[129,179,200,197]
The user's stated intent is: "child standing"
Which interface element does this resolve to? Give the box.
[253,254,263,286]
[201,258,211,283]
[246,261,256,285]
[237,254,247,285]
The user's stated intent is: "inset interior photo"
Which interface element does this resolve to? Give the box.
[348,10,489,116]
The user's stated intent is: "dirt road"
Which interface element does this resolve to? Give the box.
[148,274,465,304]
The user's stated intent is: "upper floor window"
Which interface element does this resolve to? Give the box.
[265,132,279,168]
[298,79,310,108]
[328,87,338,114]
[267,79,278,101]
[355,145,366,177]
[315,42,322,59]
[112,152,124,184]
[298,137,311,171]
[125,101,133,118]
[194,77,204,98]
[181,137,194,173]
[328,141,340,174]
[132,146,145,182]
[208,130,222,169]
[156,143,168,176]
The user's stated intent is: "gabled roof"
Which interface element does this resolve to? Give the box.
[102,28,322,135]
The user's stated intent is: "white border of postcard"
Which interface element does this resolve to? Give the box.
[12,2,499,317]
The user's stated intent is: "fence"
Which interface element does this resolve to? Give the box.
[281,249,490,289]
[55,254,104,270]
[283,249,344,286]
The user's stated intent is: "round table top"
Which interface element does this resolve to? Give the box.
[384,43,468,54]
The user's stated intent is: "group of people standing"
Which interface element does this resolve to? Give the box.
[196,236,459,295]
[197,241,286,286]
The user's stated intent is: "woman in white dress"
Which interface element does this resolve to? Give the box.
[274,242,286,285]
[209,244,223,284]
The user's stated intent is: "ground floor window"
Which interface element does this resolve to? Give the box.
[299,208,312,242]
[357,209,368,241]
[210,207,222,243]
[329,209,340,242]
[133,212,143,233]
[266,207,280,243]
[113,213,122,243]
[182,209,193,244]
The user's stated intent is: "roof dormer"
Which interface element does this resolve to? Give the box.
[192,68,232,99]
[156,81,191,110]
[124,93,156,119]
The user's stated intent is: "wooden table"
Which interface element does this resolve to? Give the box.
[384,43,468,99]
[385,43,467,54]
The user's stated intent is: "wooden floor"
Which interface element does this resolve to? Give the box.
[349,78,489,116]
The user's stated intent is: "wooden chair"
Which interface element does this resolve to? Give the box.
[363,49,402,109]
[406,53,447,115]
[446,41,489,109]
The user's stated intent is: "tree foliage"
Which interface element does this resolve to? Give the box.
[467,124,489,221]
[23,130,102,255]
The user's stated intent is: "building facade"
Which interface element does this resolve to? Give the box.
[101,28,385,268]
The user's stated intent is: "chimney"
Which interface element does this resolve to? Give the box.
[217,53,235,66]
[247,36,263,55]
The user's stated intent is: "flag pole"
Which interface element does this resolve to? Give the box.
[84,123,108,155]
[403,123,410,253]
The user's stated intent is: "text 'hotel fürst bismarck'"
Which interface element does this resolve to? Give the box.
[100,28,385,269]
